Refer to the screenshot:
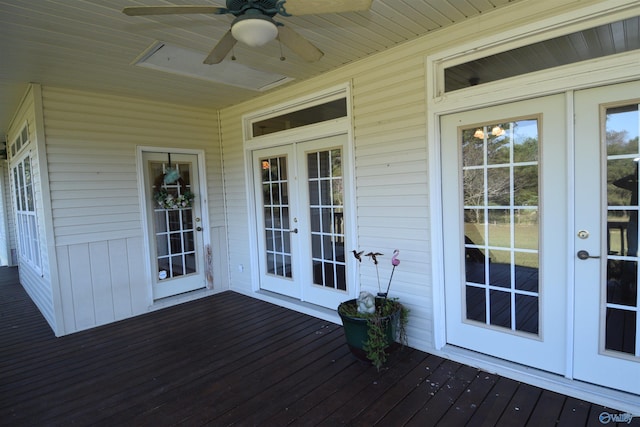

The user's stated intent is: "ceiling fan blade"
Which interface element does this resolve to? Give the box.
[203,30,237,64]
[277,26,324,62]
[280,0,372,15]
[122,6,225,16]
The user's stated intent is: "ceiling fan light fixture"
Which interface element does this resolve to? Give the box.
[231,14,278,47]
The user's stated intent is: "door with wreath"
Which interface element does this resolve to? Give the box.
[142,151,207,299]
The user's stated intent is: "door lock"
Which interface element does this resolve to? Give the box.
[577,250,599,260]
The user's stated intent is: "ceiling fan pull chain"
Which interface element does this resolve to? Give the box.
[279,40,286,61]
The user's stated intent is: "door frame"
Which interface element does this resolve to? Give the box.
[425,1,640,411]
[136,146,210,304]
[242,85,357,307]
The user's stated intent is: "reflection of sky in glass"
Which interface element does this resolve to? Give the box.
[514,119,537,142]
[607,106,639,140]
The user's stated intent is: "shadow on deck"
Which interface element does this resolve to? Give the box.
[0,266,636,426]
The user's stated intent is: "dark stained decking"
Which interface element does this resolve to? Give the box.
[0,266,637,426]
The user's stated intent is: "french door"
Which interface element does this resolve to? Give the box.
[253,134,353,309]
[442,94,569,374]
[573,81,640,394]
[143,151,206,299]
[442,82,640,393]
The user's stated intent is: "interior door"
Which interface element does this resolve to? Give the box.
[441,94,568,374]
[573,81,640,394]
[253,134,353,309]
[143,152,206,299]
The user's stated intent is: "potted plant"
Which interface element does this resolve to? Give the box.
[338,250,409,370]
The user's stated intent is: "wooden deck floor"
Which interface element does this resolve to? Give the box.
[0,266,637,426]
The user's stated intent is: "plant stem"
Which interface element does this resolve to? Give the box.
[384,265,396,297]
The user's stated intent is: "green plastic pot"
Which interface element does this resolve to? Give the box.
[337,298,400,363]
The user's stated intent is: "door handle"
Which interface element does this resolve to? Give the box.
[290,228,298,234]
[577,250,599,260]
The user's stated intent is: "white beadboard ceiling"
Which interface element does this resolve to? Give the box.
[0,0,524,138]
[0,0,636,139]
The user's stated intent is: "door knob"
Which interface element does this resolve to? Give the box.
[290,228,298,234]
[577,250,599,260]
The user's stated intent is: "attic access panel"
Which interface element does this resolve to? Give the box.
[135,41,293,91]
[445,16,640,92]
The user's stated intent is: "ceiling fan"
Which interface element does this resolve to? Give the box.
[123,0,373,64]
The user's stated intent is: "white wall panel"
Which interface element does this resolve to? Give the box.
[41,87,222,334]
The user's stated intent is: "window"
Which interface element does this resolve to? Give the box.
[444,16,640,92]
[10,124,29,158]
[12,137,41,270]
[251,98,347,137]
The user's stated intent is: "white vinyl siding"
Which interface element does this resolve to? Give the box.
[220,43,433,351]
[40,87,222,334]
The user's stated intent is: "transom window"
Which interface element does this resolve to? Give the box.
[444,16,640,92]
[10,124,29,158]
[251,97,347,137]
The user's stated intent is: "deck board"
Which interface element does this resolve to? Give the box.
[0,266,637,426]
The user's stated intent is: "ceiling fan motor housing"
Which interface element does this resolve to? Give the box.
[226,0,280,17]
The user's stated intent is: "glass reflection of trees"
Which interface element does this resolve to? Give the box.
[605,104,639,355]
[462,119,540,334]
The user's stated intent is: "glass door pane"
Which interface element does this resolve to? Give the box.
[462,119,540,335]
[261,156,292,278]
[605,102,640,356]
[150,160,196,280]
[307,148,346,290]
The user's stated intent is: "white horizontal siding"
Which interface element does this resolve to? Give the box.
[41,87,222,334]
[218,110,251,292]
[220,38,433,353]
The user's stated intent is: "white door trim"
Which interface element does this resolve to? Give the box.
[136,146,210,304]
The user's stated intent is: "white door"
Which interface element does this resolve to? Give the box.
[143,152,206,299]
[254,145,301,299]
[441,94,569,374]
[573,81,640,394]
[253,134,353,309]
